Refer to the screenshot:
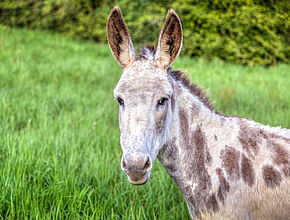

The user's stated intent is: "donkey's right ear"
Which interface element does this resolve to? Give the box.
[107,7,137,69]
[155,10,183,70]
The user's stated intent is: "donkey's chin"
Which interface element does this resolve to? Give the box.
[127,172,150,186]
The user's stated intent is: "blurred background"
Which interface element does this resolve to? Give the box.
[1,0,289,65]
[0,0,289,219]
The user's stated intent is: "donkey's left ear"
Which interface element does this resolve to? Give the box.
[155,10,183,70]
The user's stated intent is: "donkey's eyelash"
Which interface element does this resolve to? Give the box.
[116,97,124,106]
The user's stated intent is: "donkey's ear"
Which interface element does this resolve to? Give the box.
[107,7,137,69]
[155,10,183,70]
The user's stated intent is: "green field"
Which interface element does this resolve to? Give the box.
[0,26,289,219]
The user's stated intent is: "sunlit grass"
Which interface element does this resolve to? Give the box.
[0,26,289,219]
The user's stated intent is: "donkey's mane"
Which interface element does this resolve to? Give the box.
[139,45,156,59]
[169,68,216,112]
[140,45,216,113]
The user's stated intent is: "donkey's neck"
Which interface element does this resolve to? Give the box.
[158,80,236,218]
[158,78,290,219]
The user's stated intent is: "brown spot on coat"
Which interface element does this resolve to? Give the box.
[214,135,218,141]
[178,117,213,212]
[241,154,255,186]
[192,127,212,187]
[191,126,213,210]
[266,140,290,177]
[262,165,282,188]
[273,144,289,166]
[282,167,290,177]
[272,143,290,177]
[216,168,230,203]
[220,146,240,181]
[205,194,219,213]
[238,123,260,159]
[179,108,190,148]
[206,149,212,165]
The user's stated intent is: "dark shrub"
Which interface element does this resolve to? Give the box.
[0,0,288,65]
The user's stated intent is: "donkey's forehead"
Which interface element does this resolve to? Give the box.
[114,60,172,97]
[125,59,165,77]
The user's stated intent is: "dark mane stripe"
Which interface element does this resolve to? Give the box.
[168,68,216,113]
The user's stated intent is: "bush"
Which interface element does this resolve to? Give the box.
[172,0,290,65]
[0,0,289,65]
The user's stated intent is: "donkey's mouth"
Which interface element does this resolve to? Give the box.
[127,172,150,185]
[129,177,148,185]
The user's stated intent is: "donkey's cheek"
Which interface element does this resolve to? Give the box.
[118,110,122,124]
[119,108,125,129]
[155,109,168,133]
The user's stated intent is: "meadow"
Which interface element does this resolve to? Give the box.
[0,26,289,219]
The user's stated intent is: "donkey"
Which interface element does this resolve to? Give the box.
[107,7,290,219]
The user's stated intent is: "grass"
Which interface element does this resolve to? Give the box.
[0,26,289,219]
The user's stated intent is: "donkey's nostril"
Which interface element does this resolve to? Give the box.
[122,154,151,172]
[143,158,151,172]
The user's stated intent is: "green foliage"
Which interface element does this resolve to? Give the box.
[0,26,290,219]
[0,0,111,41]
[0,0,289,65]
[172,0,290,65]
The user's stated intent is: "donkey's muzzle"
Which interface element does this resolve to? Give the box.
[121,153,152,185]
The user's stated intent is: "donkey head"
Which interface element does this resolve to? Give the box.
[107,7,182,185]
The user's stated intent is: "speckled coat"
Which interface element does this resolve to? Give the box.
[107,7,290,219]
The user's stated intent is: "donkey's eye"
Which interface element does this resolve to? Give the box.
[157,97,168,107]
[117,97,124,106]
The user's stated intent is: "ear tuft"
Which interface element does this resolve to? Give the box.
[107,7,137,69]
[155,9,183,70]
